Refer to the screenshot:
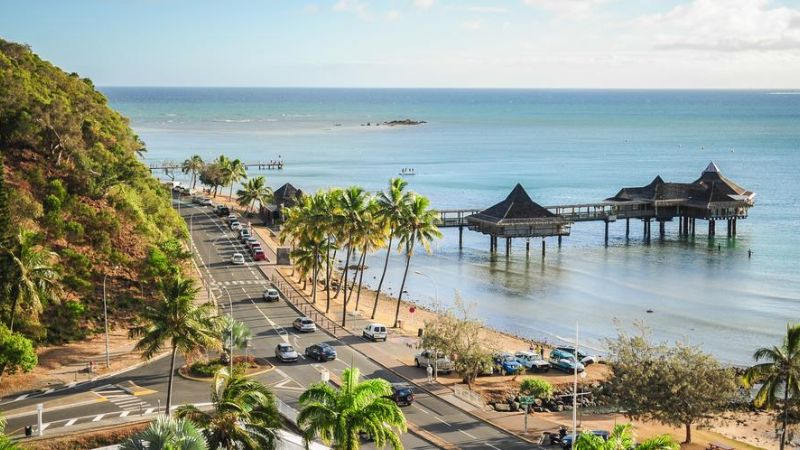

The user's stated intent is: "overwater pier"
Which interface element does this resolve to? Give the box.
[436,162,755,257]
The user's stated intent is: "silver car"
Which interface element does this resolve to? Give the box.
[275,343,298,362]
[293,317,316,333]
[263,288,280,302]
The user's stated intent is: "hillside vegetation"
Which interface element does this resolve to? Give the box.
[0,38,187,350]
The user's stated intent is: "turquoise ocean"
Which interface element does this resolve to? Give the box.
[103,88,800,365]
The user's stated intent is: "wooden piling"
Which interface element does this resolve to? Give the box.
[506,237,511,257]
[625,218,630,238]
[604,220,609,246]
[458,226,463,249]
[541,239,546,259]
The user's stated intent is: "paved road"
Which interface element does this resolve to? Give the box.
[2,197,533,449]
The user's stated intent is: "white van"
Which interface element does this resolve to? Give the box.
[362,323,388,342]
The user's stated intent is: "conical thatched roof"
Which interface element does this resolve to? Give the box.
[470,184,556,223]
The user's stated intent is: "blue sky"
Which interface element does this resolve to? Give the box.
[2,0,799,88]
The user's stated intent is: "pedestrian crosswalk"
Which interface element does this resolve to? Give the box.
[212,279,270,287]
[91,384,151,412]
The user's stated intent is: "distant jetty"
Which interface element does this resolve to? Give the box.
[361,119,427,127]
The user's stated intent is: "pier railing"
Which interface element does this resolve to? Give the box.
[435,202,655,227]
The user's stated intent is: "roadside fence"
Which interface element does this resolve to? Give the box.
[269,270,345,337]
[453,384,485,408]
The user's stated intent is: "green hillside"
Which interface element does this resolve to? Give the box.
[0,38,187,346]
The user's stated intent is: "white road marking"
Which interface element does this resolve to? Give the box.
[458,429,477,439]
[486,444,502,450]
[40,423,50,431]
[64,418,78,427]
[435,417,451,426]
[43,388,54,394]
[120,411,130,417]
[412,405,430,414]
[144,408,155,414]
[14,394,28,401]
[92,414,105,422]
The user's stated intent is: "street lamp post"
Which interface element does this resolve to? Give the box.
[103,273,111,368]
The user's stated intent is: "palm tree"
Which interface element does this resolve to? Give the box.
[220,316,252,362]
[393,194,442,328]
[298,367,406,450]
[181,155,205,191]
[353,200,385,311]
[224,158,248,201]
[743,323,800,450]
[371,178,410,319]
[236,176,272,214]
[336,187,370,327]
[129,276,222,414]
[0,413,23,450]
[575,423,678,450]
[3,230,59,332]
[120,415,208,450]
[176,368,281,450]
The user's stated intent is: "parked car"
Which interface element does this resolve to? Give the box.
[244,236,259,250]
[262,288,280,302]
[515,351,551,373]
[362,323,388,341]
[215,205,230,216]
[414,350,454,374]
[191,195,203,204]
[201,197,214,206]
[231,253,245,265]
[554,346,600,365]
[230,221,242,231]
[249,243,263,254]
[560,430,609,449]
[274,343,298,362]
[293,317,316,333]
[225,214,237,224]
[252,248,266,261]
[493,352,523,375]
[549,349,585,373]
[239,229,251,242]
[304,343,337,361]
[387,383,415,406]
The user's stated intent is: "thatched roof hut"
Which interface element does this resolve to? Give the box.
[466,184,570,238]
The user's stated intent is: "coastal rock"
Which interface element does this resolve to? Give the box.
[383,119,427,126]
[494,403,512,412]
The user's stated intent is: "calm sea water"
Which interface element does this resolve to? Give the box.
[103,87,800,365]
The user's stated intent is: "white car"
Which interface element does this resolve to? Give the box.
[514,351,551,373]
[230,222,242,231]
[263,288,280,302]
[201,198,214,206]
[275,343,298,362]
[231,253,245,265]
[293,317,316,333]
[362,323,388,342]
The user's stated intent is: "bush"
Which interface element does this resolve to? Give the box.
[64,220,84,241]
[43,194,62,212]
[520,377,553,400]
[0,324,38,375]
[189,359,224,378]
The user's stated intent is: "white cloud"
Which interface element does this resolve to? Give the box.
[333,0,370,19]
[467,6,508,14]
[386,10,402,21]
[636,0,800,52]
[522,0,608,17]
[461,19,484,30]
[413,0,435,10]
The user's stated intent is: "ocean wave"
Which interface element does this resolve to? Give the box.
[767,92,800,95]
[212,118,254,123]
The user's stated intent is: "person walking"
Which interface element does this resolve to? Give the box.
[426,364,433,383]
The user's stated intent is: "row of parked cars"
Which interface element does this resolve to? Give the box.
[226,216,267,263]
[412,346,600,376]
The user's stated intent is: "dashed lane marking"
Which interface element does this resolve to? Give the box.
[435,417,451,426]
[413,405,430,415]
[458,429,477,439]
[64,418,77,427]
[92,414,104,422]
[486,444,502,450]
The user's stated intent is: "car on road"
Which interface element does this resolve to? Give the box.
[201,197,214,206]
[252,248,266,261]
[304,343,337,361]
[274,343,298,362]
[515,351,551,373]
[387,382,415,406]
[244,236,260,250]
[239,229,251,242]
[225,214,238,224]
[231,253,245,265]
[362,323,388,341]
[263,288,280,302]
[493,352,524,375]
[549,349,585,373]
[293,317,316,332]
[414,350,454,374]
[554,346,600,365]
[230,221,242,231]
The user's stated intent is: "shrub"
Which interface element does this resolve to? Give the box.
[64,220,84,241]
[0,324,38,375]
[520,377,553,400]
[189,359,224,378]
[43,194,62,212]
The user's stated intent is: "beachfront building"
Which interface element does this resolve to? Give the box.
[260,182,304,225]
[466,184,571,256]
[604,162,756,238]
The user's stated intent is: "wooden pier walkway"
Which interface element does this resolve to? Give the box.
[147,161,284,173]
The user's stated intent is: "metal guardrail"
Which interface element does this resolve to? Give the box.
[269,270,345,337]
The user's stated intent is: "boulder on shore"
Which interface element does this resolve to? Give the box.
[383,119,427,126]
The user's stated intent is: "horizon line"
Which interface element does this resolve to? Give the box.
[97,85,800,91]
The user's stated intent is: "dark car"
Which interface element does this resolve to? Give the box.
[215,205,230,216]
[304,343,337,361]
[554,346,599,365]
[387,382,414,406]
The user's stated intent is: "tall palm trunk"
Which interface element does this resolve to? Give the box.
[780,380,789,450]
[340,243,353,327]
[346,250,361,305]
[166,345,178,415]
[354,250,367,310]
[372,233,393,319]
[393,241,413,328]
[311,249,319,304]
[191,171,197,190]
[325,245,334,313]
[7,283,20,332]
